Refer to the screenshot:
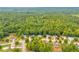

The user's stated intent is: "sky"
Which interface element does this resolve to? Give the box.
[0,0,79,7]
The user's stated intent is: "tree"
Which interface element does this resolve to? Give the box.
[62,43,79,52]
[27,36,52,52]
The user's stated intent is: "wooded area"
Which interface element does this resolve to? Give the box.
[0,12,79,38]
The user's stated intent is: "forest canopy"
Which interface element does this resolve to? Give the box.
[0,12,79,38]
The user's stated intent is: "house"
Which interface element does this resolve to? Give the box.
[74,41,79,48]
[67,37,74,44]
[53,41,62,52]
[38,35,42,37]
[68,37,74,41]
[29,36,32,42]
[44,35,52,43]
[23,35,27,39]
[61,36,67,40]
[52,35,58,42]
[41,35,50,43]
